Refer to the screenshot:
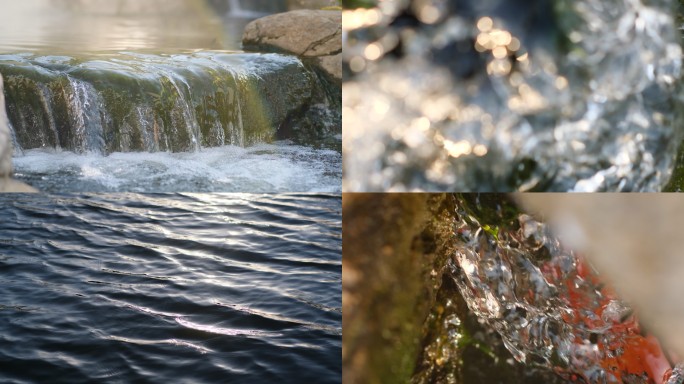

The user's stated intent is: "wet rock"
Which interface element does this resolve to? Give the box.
[0,52,329,153]
[0,75,11,179]
[343,194,451,384]
[242,10,342,82]
[343,194,562,384]
[0,74,36,193]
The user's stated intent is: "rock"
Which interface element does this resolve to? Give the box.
[0,179,38,193]
[343,194,445,384]
[242,10,341,82]
[243,10,341,57]
[315,53,341,84]
[1,52,318,153]
[0,74,37,193]
[242,10,341,141]
[0,75,11,179]
[343,194,565,384]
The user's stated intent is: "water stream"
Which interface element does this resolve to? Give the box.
[343,0,683,192]
[448,195,683,383]
[0,0,341,192]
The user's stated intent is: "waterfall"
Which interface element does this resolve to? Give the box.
[0,51,338,155]
[66,76,105,154]
[226,0,270,18]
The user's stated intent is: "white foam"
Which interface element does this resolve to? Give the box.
[13,142,342,193]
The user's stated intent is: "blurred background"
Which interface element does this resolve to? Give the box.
[0,0,338,53]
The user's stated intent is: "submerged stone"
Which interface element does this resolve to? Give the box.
[518,194,684,362]
[450,195,679,383]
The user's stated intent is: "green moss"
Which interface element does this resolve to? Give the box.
[1,52,340,153]
[343,194,459,384]
[3,75,57,149]
[100,88,141,152]
[342,0,375,9]
[664,140,684,191]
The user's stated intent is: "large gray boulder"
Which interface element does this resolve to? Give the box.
[242,10,341,83]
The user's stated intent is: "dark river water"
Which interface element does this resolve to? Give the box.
[0,193,342,383]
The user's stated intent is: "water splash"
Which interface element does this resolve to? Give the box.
[343,0,683,191]
[226,0,273,18]
[449,195,681,383]
[12,143,342,193]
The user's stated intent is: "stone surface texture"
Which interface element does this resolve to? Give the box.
[243,10,341,82]
[0,75,11,179]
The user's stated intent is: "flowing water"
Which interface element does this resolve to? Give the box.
[0,193,342,383]
[0,0,341,192]
[12,143,342,193]
[447,195,682,383]
[343,0,683,192]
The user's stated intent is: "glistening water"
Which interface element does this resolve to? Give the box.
[445,195,682,383]
[12,144,342,193]
[343,0,683,192]
[0,0,240,53]
[0,194,342,383]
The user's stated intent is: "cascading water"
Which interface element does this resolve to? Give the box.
[225,0,273,18]
[0,0,341,192]
[342,0,683,192]
[1,52,333,153]
[446,195,683,383]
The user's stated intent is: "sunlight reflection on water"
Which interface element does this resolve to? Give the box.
[0,0,240,53]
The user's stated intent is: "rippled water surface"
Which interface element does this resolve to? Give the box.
[0,194,342,383]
